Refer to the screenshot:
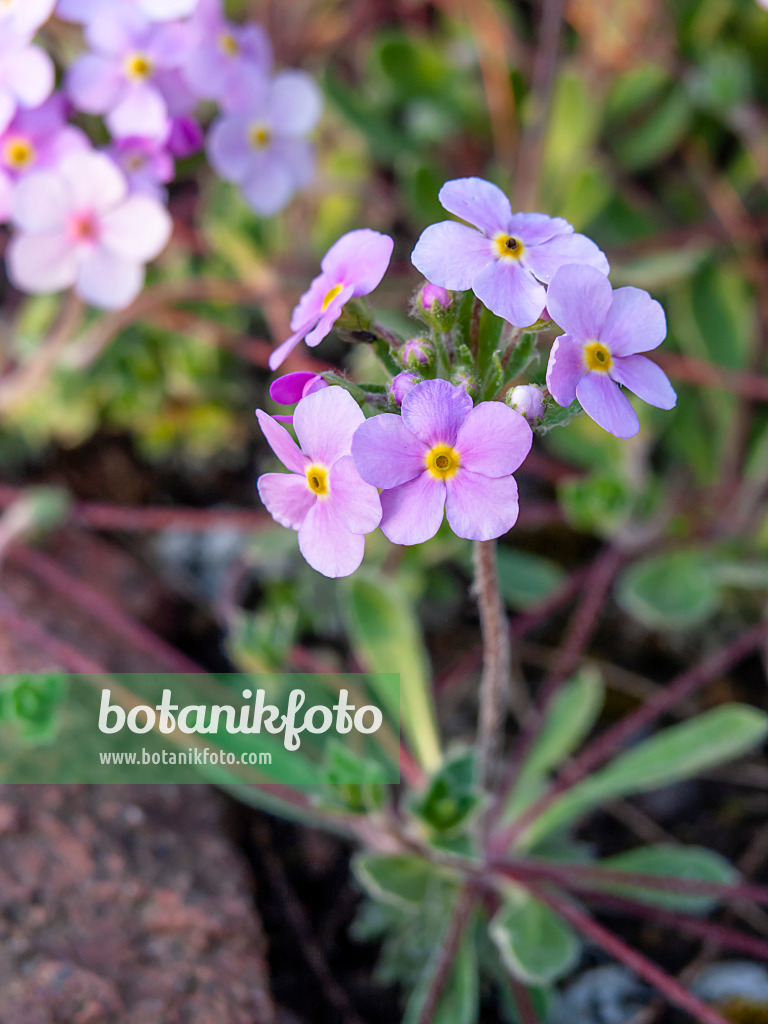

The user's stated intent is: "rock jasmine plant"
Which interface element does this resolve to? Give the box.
[253,176,768,1024]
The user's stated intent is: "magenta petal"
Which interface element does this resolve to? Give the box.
[329,455,382,534]
[601,286,667,355]
[257,472,314,530]
[455,402,533,478]
[438,177,511,235]
[610,355,677,410]
[351,413,428,488]
[270,371,320,406]
[473,259,546,328]
[293,386,364,465]
[445,470,519,541]
[380,473,445,546]
[319,229,394,296]
[545,264,613,340]
[411,221,493,290]
[255,409,308,473]
[523,231,610,285]
[298,499,365,577]
[546,333,587,407]
[576,372,639,439]
[401,379,472,447]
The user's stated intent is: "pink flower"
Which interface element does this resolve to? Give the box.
[545,264,677,439]
[0,95,89,223]
[268,370,328,423]
[108,135,174,201]
[268,229,394,370]
[0,1,57,135]
[412,177,609,328]
[66,7,194,139]
[256,386,382,578]
[352,379,533,545]
[8,150,172,309]
[207,69,322,217]
[56,0,200,23]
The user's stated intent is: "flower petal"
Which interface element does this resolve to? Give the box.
[101,195,172,261]
[351,413,428,488]
[0,88,15,135]
[240,152,296,216]
[206,113,252,182]
[298,499,365,577]
[76,246,144,309]
[67,53,123,113]
[600,286,667,355]
[401,378,472,447]
[293,385,364,465]
[270,371,321,406]
[576,372,639,439]
[380,472,445,545]
[107,83,169,140]
[2,46,54,109]
[411,221,492,291]
[257,471,314,530]
[455,402,533,477]
[438,176,511,235]
[473,259,546,328]
[11,170,70,230]
[523,231,610,285]
[6,231,78,293]
[267,70,323,136]
[545,264,613,340]
[546,333,587,407]
[255,408,308,473]
[60,151,127,212]
[304,284,354,346]
[507,212,572,246]
[268,325,315,371]
[610,355,677,410]
[320,229,394,296]
[329,455,382,534]
[445,470,519,540]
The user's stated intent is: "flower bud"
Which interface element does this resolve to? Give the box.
[401,336,433,369]
[388,371,421,405]
[452,370,478,397]
[507,384,545,423]
[416,282,454,329]
[268,371,328,423]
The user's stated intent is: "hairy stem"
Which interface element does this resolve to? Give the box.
[474,539,512,789]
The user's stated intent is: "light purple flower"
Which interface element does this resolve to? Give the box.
[182,0,272,109]
[352,379,533,544]
[8,150,172,310]
[508,384,546,424]
[411,177,610,328]
[207,70,322,218]
[0,1,57,135]
[256,386,382,578]
[268,370,328,423]
[0,95,90,223]
[56,0,200,23]
[67,7,194,140]
[268,229,394,371]
[545,264,677,439]
[108,136,174,201]
[388,372,420,406]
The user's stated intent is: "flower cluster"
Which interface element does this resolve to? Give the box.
[0,0,322,309]
[256,178,677,577]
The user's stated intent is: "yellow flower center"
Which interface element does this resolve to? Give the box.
[494,234,525,261]
[125,53,154,80]
[584,341,612,373]
[322,283,344,311]
[219,32,239,56]
[306,464,329,496]
[426,444,460,480]
[3,136,35,170]
[249,123,272,149]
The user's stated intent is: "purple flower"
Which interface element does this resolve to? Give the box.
[545,264,677,439]
[183,0,272,109]
[8,150,172,309]
[508,384,546,424]
[268,229,394,371]
[57,0,200,23]
[256,386,382,578]
[108,136,174,201]
[67,7,194,140]
[388,372,420,405]
[0,1,57,135]
[0,95,89,223]
[207,69,322,217]
[268,370,328,423]
[352,379,533,545]
[411,177,610,328]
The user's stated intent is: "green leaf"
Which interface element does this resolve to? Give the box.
[616,550,721,630]
[490,892,580,986]
[521,705,768,849]
[599,844,738,913]
[354,853,439,908]
[503,333,538,384]
[411,748,482,835]
[404,915,479,1024]
[344,573,441,771]
[496,548,566,611]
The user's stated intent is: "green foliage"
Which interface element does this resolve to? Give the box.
[410,747,482,838]
[495,547,567,611]
[599,844,738,913]
[0,673,68,741]
[617,549,722,630]
[490,891,581,986]
[404,921,479,1024]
